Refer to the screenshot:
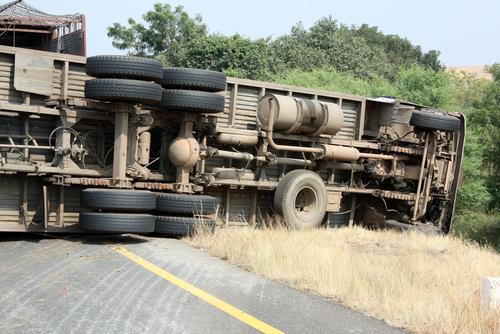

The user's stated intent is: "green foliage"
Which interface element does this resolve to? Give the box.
[469,64,500,207]
[273,67,396,97]
[270,23,328,73]
[470,65,500,158]
[449,71,489,113]
[158,34,276,80]
[395,66,454,108]
[452,213,500,250]
[455,130,492,214]
[353,24,442,72]
[108,9,441,81]
[450,68,499,248]
[274,65,458,107]
[107,3,206,58]
[272,18,392,79]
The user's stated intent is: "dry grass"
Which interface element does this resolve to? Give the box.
[186,226,500,333]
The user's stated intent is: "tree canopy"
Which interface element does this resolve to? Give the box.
[107,3,206,58]
[107,5,442,80]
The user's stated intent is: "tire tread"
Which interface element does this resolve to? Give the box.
[85,79,162,104]
[160,67,226,92]
[155,193,217,215]
[86,55,163,81]
[79,213,155,233]
[410,111,460,132]
[160,90,225,114]
[154,216,215,236]
[80,188,156,211]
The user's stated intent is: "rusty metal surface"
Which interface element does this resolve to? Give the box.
[382,145,424,155]
[0,1,82,26]
[14,53,54,96]
[379,191,416,201]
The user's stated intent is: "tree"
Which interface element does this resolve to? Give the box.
[469,64,500,207]
[353,24,443,71]
[455,130,492,214]
[449,71,489,113]
[160,34,276,79]
[107,5,444,81]
[107,3,207,58]
[271,23,328,72]
[271,18,391,79]
[395,65,454,108]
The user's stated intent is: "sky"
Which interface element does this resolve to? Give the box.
[27,0,500,66]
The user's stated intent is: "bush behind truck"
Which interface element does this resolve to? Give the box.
[0,45,465,236]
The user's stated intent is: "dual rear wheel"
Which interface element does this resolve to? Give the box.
[84,56,226,114]
[81,56,223,235]
[79,189,156,233]
[84,55,163,104]
[79,188,216,236]
[154,193,216,236]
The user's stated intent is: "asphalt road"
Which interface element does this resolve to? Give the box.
[0,234,406,334]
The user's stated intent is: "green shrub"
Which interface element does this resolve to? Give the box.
[273,67,396,97]
[395,65,455,108]
[452,213,500,250]
[455,130,492,214]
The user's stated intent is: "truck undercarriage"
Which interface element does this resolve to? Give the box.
[0,46,465,234]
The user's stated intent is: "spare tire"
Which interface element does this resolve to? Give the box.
[155,193,217,215]
[81,188,156,211]
[154,216,215,236]
[86,55,163,81]
[410,111,460,132]
[85,79,162,104]
[160,67,226,92]
[80,212,155,233]
[160,89,225,114]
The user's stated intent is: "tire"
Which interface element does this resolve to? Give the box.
[160,89,225,114]
[80,188,156,211]
[154,216,215,236]
[86,55,163,81]
[274,170,327,229]
[160,67,226,92]
[410,111,460,132]
[155,193,217,215]
[79,212,155,233]
[85,79,162,104]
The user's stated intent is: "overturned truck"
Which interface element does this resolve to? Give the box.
[0,46,465,235]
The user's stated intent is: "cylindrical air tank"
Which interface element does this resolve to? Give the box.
[257,94,344,136]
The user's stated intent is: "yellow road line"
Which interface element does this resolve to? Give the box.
[112,245,284,334]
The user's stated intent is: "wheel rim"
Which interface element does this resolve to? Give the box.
[294,186,318,220]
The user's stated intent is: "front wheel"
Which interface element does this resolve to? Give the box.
[273,170,327,229]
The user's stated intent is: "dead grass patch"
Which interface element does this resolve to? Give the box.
[187,226,500,333]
